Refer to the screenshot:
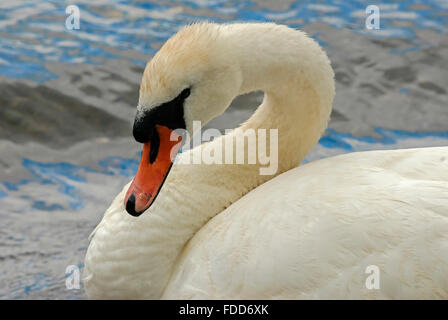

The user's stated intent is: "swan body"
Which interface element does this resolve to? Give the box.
[163,147,448,299]
[84,22,448,299]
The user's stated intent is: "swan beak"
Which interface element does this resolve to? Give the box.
[124,125,182,216]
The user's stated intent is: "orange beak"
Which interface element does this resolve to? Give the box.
[124,125,182,216]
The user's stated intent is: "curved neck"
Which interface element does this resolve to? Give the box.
[86,24,334,299]
[229,23,335,170]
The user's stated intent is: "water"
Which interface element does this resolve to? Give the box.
[0,0,447,299]
[1,0,447,82]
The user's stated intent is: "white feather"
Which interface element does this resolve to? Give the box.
[83,22,448,299]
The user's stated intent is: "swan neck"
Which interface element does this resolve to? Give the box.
[225,24,335,168]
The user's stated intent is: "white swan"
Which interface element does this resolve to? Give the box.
[84,22,448,299]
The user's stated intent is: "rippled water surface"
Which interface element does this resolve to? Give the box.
[1,0,448,299]
[2,0,447,81]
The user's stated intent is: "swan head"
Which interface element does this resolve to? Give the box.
[125,22,242,216]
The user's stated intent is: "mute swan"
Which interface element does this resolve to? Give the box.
[84,22,448,299]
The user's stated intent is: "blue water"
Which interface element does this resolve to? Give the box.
[1,0,447,82]
[1,0,448,299]
[1,157,138,212]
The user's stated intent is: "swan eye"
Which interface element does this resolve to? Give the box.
[132,88,189,144]
[179,87,191,100]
